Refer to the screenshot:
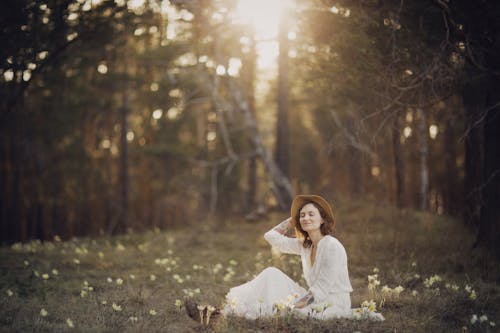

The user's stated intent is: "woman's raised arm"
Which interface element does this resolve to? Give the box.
[263,217,301,255]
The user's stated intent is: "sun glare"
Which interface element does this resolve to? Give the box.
[235,0,290,40]
[235,0,293,69]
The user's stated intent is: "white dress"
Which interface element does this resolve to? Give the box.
[223,228,384,320]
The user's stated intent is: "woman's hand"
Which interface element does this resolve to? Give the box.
[274,217,292,235]
[293,291,314,309]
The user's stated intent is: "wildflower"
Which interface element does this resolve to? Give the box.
[112,303,122,312]
[101,300,107,305]
[394,286,404,294]
[451,284,459,291]
[129,274,136,280]
[175,299,183,309]
[24,260,29,266]
[116,243,125,251]
[116,278,123,285]
[373,267,379,273]
[490,321,496,327]
[381,285,392,294]
[6,289,14,297]
[107,277,113,283]
[98,251,104,259]
[197,305,206,324]
[412,290,418,297]
[129,316,138,322]
[411,261,417,267]
[471,314,478,324]
[167,249,173,255]
[73,259,80,265]
[361,300,377,312]
[465,285,472,293]
[150,275,156,281]
[194,288,201,294]
[149,309,157,316]
[479,315,488,323]
[66,318,75,328]
[470,290,477,300]
[206,305,216,324]
[51,269,59,275]
[229,259,238,266]
[414,273,420,279]
[40,308,48,317]
[80,290,88,298]
[423,275,442,288]
[312,304,325,313]
[54,235,61,242]
[34,270,40,277]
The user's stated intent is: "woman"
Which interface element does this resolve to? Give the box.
[222,194,355,319]
[186,194,384,322]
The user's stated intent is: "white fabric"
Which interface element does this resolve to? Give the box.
[223,229,384,321]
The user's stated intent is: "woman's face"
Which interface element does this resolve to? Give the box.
[299,203,324,233]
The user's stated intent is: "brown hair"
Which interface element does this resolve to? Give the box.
[293,201,335,248]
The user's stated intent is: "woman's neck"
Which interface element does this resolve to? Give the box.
[308,230,324,247]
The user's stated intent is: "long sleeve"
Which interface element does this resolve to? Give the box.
[264,229,302,255]
[308,237,353,302]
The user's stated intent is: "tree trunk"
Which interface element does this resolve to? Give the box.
[476,77,500,259]
[275,9,290,179]
[118,92,129,233]
[242,32,258,211]
[392,112,405,208]
[443,111,461,216]
[416,108,429,210]
[462,70,485,227]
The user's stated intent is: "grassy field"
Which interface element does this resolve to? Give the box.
[1,199,499,332]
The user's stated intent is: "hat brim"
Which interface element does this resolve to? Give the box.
[290,194,334,225]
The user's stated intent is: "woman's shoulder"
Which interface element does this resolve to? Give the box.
[322,235,347,251]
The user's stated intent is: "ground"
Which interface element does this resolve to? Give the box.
[0,199,499,332]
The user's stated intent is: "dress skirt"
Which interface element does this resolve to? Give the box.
[223,267,307,319]
[222,267,357,320]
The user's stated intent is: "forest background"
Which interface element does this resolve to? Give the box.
[1,0,500,258]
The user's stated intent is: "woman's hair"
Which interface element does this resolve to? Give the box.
[294,201,335,248]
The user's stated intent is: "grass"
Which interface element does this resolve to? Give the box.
[0,199,499,332]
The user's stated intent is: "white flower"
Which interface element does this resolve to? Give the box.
[490,321,496,327]
[107,277,113,283]
[394,286,404,294]
[51,269,59,275]
[149,309,157,316]
[411,290,418,297]
[129,316,138,322]
[470,290,477,300]
[112,303,122,311]
[40,308,48,317]
[116,278,123,285]
[175,299,183,308]
[479,315,488,323]
[150,275,156,281]
[6,289,13,297]
[471,314,478,325]
[66,318,75,328]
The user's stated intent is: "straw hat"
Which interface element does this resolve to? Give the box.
[290,194,335,226]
